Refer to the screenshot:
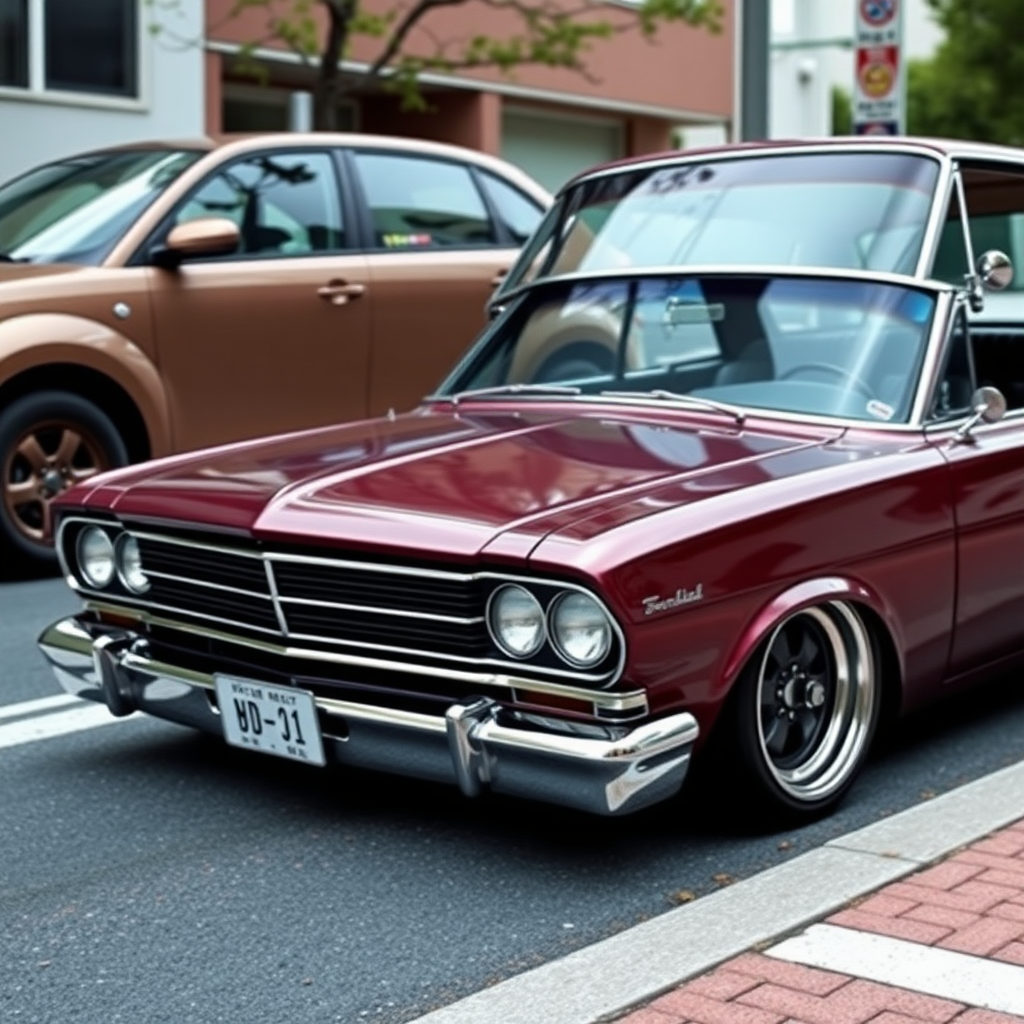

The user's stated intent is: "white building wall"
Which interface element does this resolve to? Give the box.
[769,0,945,139]
[0,2,205,182]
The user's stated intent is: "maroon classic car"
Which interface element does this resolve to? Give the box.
[36,138,1024,823]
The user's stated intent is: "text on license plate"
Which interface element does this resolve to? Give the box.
[214,675,326,766]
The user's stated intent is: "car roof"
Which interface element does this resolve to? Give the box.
[67,132,554,203]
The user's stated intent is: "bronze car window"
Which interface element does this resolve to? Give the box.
[477,170,545,245]
[352,151,497,249]
[0,148,201,264]
[172,151,345,257]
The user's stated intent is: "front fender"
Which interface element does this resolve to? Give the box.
[0,313,172,456]
[720,575,905,692]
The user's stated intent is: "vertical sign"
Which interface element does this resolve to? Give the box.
[853,0,906,135]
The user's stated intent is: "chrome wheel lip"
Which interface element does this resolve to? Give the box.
[2,420,109,545]
[755,601,876,804]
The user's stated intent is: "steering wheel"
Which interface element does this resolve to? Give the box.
[780,363,876,399]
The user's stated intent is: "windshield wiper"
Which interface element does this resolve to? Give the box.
[599,389,746,426]
[440,384,583,406]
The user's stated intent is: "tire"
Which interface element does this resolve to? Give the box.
[725,601,880,824]
[0,391,128,570]
[531,344,614,384]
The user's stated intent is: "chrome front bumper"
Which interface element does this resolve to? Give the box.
[38,615,699,817]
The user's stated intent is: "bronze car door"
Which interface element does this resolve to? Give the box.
[145,148,372,452]
[346,148,542,417]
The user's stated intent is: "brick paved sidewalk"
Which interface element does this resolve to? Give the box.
[614,821,1024,1024]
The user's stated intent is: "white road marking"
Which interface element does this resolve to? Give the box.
[0,693,80,722]
[0,702,134,750]
[767,923,1024,1015]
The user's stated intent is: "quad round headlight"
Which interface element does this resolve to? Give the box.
[77,526,116,589]
[488,584,545,658]
[115,533,149,593]
[549,591,612,668]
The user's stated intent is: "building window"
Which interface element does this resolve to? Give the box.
[0,0,138,98]
[0,0,28,87]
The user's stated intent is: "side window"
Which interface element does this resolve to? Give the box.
[933,213,1024,290]
[352,151,497,249]
[478,171,545,245]
[173,151,345,257]
[931,167,1024,295]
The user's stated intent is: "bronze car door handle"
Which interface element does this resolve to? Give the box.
[317,280,366,306]
[491,269,509,287]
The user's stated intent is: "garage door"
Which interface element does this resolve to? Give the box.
[501,111,622,194]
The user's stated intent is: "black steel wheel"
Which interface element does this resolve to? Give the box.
[730,601,880,820]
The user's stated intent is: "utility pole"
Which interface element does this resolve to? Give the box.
[738,0,770,140]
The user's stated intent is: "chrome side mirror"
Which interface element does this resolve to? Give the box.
[954,385,1007,443]
[977,249,1014,292]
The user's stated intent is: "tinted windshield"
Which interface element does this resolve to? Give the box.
[500,152,941,294]
[0,148,203,264]
[443,273,937,424]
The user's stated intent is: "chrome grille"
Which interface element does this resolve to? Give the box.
[135,531,484,655]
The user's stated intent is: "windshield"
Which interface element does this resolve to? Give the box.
[499,152,941,296]
[442,273,938,424]
[0,148,204,265]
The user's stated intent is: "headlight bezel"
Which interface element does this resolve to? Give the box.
[486,583,548,660]
[547,590,613,669]
[114,532,150,594]
[76,525,117,590]
[484,576,622,680]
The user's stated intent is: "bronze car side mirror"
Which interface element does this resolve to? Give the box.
[151,217,241,270]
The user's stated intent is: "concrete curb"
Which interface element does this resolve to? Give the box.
[408,758,1024,1024]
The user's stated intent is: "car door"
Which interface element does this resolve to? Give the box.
[929,164,1024,676]
[345,147,545,416]
[933,308,1024,678]
[144,147,372,452]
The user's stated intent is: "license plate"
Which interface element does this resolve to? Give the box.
[214,675,326,767]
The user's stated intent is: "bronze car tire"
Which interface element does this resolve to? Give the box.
[0,391,128,570]
[531,344,614,384]
[728,601,880,822]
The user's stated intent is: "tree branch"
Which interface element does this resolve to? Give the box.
[368,0,467,78]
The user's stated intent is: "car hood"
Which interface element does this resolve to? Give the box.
[75,406,851,561]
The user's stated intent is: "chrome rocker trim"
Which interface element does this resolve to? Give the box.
[38,616,699,817]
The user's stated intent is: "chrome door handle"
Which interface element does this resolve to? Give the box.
[318,280,366,306]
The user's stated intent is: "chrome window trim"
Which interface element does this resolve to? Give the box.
[58,516,627,685]
[909,289,959,425]
[487,262,960,310]
[915,155,956,280]
[83,601,648,715]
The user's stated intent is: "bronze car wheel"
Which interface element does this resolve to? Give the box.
[733,601,879,819]
[531,344,614,384]
[0,391,128,568]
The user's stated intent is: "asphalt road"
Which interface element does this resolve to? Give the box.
[3,573,1024,1024]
